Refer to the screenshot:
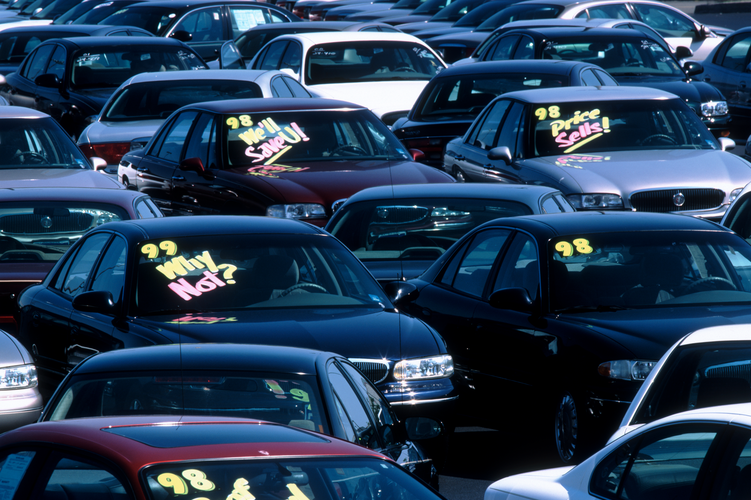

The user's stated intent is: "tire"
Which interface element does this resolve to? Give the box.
[453,168,466,183]
[121,175,129,188]
[554,390,585,464]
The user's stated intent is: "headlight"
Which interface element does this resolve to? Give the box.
[598,360,656,381]
[566,194,623,210]
[394,355,454,380]
[0,364,37,389]
[266,204,326,220]
[701,101,728,117]
[730,188,743,203]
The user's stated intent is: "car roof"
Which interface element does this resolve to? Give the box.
[680,325,751,346]
[0,107,53,119]
[0,187,148,204]
[341,183,565,204]
[500,26,652,39]
[496,85,676,103]
[0,24,152,36]
[121,69,284,86]
[44,36,188,49]
[271,31,429,44]
[110,0,291,7]
[183,97,365,114]
[68,344,337,375]
[433,59,604,78]
[239,21,390,33]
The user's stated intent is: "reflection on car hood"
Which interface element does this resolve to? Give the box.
[310,81,429,118]
[134,307,442,361]
[528,150,751,198]
[0,168,123,189]
[84,119,164,144]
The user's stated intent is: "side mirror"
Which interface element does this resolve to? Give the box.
[219,40,246,69]
[384,281,418,305]
[719,137,736,151]
[488,287,533,313]
[72,290,115,314]
[170,30,193,42]
[179,157,206,174]
[89,157,108,171]
[674,45,693,60]
[404,417,443,440]
[487,146,512,165]
[683,61,703,76]
[35,73,62,88]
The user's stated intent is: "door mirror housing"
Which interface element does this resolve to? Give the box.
[674,45,693,60]
[489,287,533,313]
[72,290,115,314]
[90,157,107,171]
[683,61,703,76]
[487,146,512,165]
[384,281,418,306]
[35,73,62,88]
[719,137,735,151]
[180,157,206,174]
[170,30,193,42]
[404,417,443,440]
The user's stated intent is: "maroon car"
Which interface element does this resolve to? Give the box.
[121,98,454,226]
[0,416,446,500]
[0,188,162,333]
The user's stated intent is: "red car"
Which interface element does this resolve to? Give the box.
[0,416,447,500]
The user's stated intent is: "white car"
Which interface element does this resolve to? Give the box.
[248,31,447,125]
[486,402,751,500]
[608,324,751,444]
[75,69,313,187]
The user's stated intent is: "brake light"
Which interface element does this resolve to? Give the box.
[402,138,449,162]
[78,142,131,166]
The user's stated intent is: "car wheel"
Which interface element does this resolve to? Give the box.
[554,391,583,464]
[453,168,466,183]
[121,175,129,188]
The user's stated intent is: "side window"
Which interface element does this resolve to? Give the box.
[471,99,511,150]
[271,76,293,97]
[340,361,398,447]
[183,112,215,168]
[595,69,619,86]
[57,233,111,297]
[90,236,127,305]
[46,45,66,80]
[632,4,697,38]
[257,41,288,70]
[541,195,565,213]
[135,198,161,218]
[279,41,301,74]
[155,111,199,162]
[488,35,519,61]
[590,424,720,500]
[580,68,602,86]
[34,453,132,500]
[585,3,631,19]
[284,77,312,97]
[512,35,534,59]
[21,44,54,81]
[444,229,511,297]
[229,7,271,39]
[493,232,539,300]
[173,8,222,42]
[0,450,35,499]
[327,362,379,450]
[495,102,523,154]
[718,34,751,72]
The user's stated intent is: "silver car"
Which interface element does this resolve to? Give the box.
[444,86,747,220]
[77,69,314,185]
[0,330,42,432]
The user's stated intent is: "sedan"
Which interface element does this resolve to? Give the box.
[0,416,448,500]
[722,179,751,239]
[121,98,453,225]
[444,86,745,220]
[0,37,208,139]
[248,32,446,125]
[0,330,41,432]
[391,59,618,169]
[386,211,751,463]
[78,70,313,178]
[486,403,751,500]
[40,343,441,486]
[325,183,574,285]
[15,215,458,427]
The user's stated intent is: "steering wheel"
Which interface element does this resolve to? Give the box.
[394,64,417,72]
[332,145,368,156]
[279,283,328,297]
[684,276,737,294]
[640,134,678,146]
[12,151,49,164]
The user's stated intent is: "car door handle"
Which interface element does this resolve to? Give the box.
[452,154,465,161]
[172,175,185,182]
[137,167,149,173]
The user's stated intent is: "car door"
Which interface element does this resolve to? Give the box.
[169,6,224,62]
[702,33,751,119]
[4,43,54,111]
[36,44,66,123]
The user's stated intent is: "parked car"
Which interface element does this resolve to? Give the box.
[486,403,751,500]
[325,183,574,284]
[392,59,618,169]
[248,32,446,125]
[608,324,751,444]
[0,416,448,500]
[0,24,153,76]
[408,0,518,43]
[472,27,730,136]
[15,215,458,429]
[386,210,751,463]
[722,179,751,240]
[0,37,208,139]
[39,343,442,486]
[0,330,41,432]
[80,70,313,177]
[121,98,453,224]
[443,86,744,220]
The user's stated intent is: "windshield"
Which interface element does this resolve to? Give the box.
[549,231,751,311]
[305,41,442,85]
[144,458,441,500]
[416,73,565,122]
[104,81,262,121]
[225,109,409,167]
[330,198,534,262]
[71,49,206,90]
[47,371,326,431]
[531,98,718,155]
[0,118,90,169]
[543,37,684,78]
[136,233,390,315]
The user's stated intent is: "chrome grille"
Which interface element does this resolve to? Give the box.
[0,213,94,234]
[349,358,390,384]
[630,189,724,213]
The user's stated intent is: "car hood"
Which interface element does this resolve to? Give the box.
[134,307,444,361]
[84,119,164,144]
[525,150,750,201]
[310,81,429,118]
[0,168,123,188]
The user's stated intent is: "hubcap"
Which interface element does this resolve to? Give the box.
[555,393,578,463]
[454,169,466,183]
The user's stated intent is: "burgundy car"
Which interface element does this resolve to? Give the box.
[0,416,447,500]
[121,98,454,226]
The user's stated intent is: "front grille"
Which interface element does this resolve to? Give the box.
[350,358,390,384]
[0,213,94,234]
[630,189,724,213]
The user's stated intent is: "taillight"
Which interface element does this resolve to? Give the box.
[402,138,449,162]
[78,142,131,166]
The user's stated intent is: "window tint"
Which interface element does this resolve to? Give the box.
[271,76,293,97]
[0,450,35,498]
[284,77,312,97]
[494,232,538,300]
[280,41,301,74]
[58,233,111,297]
[135,198,162,218]
[595,69,619,86]
[719,34,751,71]
[444,229,511,296]
[496,102,523,154]
[257,41,287,70]
[340,361,398,447]
[155,111,198,162]
[488,35,518,61]
[513,35,534,59]
[471,99,511,150]
[632,4,696,38]
[46,45,65,80]
[580,69,602,86]
[184,113,215,168]
[173,8,222,42]
[327,362,378,449]
[22,44,53,81]
[90,236,127,305]
[585,3,630,19]
[36,454,131,500]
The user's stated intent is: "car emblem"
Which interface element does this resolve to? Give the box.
[41,216,53,229]
[673,192,686,207]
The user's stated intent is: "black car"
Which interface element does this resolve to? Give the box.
[391,59,618,169]
[98,0,301,62]
[39,343,442,487]
[475,26,730,136]
[0,24,153,75]
[385,211,751,463]
[15,215,458,429]
[0,37,208,138]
